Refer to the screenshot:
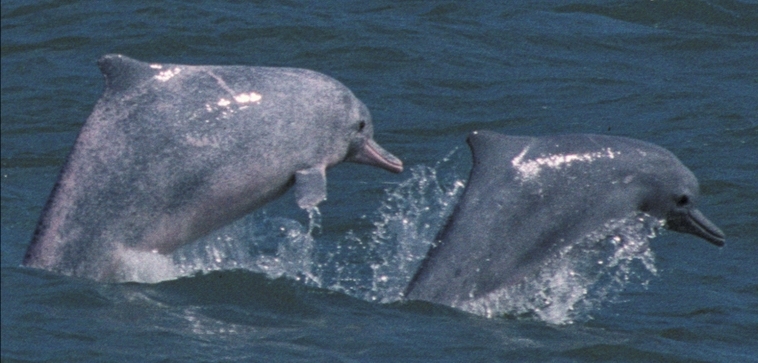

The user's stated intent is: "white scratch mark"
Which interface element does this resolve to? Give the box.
[185,135,220,148]
[207,71,262,106]
[207,71,235,94]
[149,64,163,69]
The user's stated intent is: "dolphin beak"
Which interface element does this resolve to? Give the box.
[348,139,403,173]
[667,208,725,247]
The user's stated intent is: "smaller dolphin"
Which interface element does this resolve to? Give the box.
[404,130,724,306]
[24,54,402,280]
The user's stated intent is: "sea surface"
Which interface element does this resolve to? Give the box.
[2,1,757,362]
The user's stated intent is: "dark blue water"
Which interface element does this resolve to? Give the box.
[2,1,757,362]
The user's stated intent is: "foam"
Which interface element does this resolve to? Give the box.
[456,213,662,324]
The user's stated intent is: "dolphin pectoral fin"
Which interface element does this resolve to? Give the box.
[667,208,725,247]
[347,139,403,174]
[295,167,327,209]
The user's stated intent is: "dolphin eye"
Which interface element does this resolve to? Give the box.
[358,121,366,132]
[676,195,690,207]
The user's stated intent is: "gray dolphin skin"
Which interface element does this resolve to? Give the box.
[404,130,724,306]
[23,54,402,279]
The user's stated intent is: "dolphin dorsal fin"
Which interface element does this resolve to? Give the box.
[97,54,156,93]
[466,130,534,167]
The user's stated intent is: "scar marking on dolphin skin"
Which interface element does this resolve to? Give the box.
[149,64,162,69]
[207,71,236,95]
[207,71,262,106]
[513,147,619,181]
[511,146,531,171]
[185,135,220,148]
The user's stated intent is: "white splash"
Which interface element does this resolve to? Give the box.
[512,147,618,182]
[149,64,163,69]
[456,213,661,325]
[97,150,466,292]
[169,213,321,286]
[155,67,182,82]
[111,245,180,283]
[106,147,659,325]
[217,98,231,107]
[358,159,467,303]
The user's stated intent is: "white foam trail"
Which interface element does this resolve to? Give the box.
[456,213,662,324]
[111,245,181,283]
[110,208,323,285]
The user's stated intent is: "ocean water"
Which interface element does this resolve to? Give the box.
[2,0,757,362]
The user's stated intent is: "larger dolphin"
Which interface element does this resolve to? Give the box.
[24,54,402,280]
[404,130,724,306]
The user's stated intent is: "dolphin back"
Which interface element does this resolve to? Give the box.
[405,130,723,306]
[405,132,538,304]
[23,54,403,280]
